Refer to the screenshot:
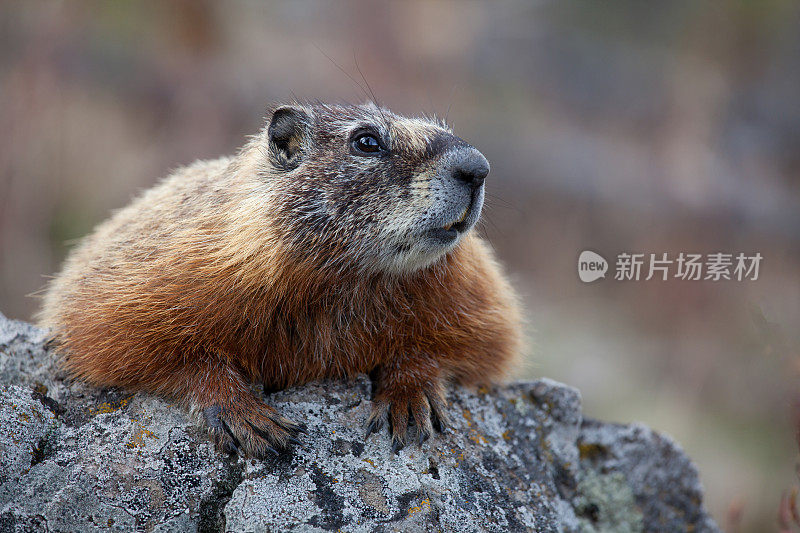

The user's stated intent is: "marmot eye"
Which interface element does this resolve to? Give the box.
[352,134,382,155]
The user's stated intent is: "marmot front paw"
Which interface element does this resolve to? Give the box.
[202,399,305,459]
[366,378,451,453]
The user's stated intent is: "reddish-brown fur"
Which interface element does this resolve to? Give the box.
[39,103,523,457]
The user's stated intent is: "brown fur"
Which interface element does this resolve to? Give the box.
[38,102,523,457]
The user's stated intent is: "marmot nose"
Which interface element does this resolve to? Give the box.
[451,149,490,189]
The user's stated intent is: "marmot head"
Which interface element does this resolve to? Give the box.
[259,102,489,275]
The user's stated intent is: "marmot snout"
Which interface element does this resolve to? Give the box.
[39,102,523,458]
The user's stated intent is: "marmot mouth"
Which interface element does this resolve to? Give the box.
[426,205,472,244]
[441,206,470,232]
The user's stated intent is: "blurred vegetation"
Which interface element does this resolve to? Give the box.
[1,2,798,530]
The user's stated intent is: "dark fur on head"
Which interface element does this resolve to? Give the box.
[260,102,488,274]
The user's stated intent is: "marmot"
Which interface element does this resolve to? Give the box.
[38,102,522,458]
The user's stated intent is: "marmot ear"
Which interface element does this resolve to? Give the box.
[268,105,311,171]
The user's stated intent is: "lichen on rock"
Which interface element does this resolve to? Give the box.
[0,312,719,532]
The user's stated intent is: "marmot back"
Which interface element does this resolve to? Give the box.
[39,102,523,458]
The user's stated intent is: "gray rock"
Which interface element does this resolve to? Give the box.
[0,311,718,532]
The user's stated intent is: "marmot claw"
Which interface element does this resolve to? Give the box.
[202,401,303,459]
[365,380,451,453]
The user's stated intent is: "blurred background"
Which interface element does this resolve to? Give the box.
[1,1,798,529]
